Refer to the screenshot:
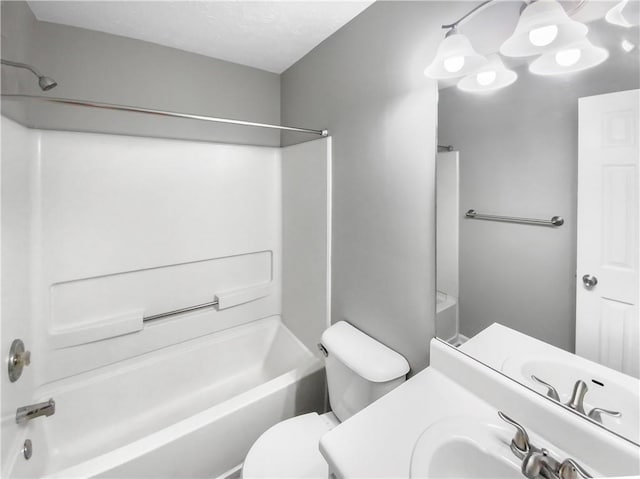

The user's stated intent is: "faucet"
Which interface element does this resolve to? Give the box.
[521,449,561,479]
[499,411,592,479]
[565,380,588,414]
[529,377,621,424]
[16,398,55,424]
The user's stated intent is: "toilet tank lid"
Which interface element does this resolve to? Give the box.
[321,321,410,382]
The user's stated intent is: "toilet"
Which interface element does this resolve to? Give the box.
[242,321,410,478]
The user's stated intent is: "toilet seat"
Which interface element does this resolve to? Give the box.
[242,412,338,479]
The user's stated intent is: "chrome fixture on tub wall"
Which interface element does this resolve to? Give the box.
[8,339,31,382]
[16,399,56,424]
[1,59,57,91]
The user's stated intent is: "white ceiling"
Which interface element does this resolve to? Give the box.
[27,1,375,74]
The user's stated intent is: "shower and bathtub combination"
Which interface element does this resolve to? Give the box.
[1,54,334,477]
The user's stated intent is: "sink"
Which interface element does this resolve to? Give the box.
[410,417,522,479]
[501,354,640,443]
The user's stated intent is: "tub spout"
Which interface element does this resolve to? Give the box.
[16,398,55,424]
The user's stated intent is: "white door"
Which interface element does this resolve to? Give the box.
[576,89,639,378]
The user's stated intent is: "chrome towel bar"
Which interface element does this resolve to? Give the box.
[465,209,564,227]
[143,300,219,322]
[141,284,271,323]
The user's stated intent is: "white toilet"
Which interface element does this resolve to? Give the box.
[242,321,410,478]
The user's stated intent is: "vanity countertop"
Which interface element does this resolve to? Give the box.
[319,335,637,479]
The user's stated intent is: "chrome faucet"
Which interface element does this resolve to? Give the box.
[499,411,592,479]
[16,398,55,424]
[565,380,588,414]
[521,449,561,479]
[529,377,621,424]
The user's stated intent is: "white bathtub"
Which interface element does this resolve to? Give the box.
[6,316,325,478]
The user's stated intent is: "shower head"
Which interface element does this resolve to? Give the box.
[38,76,58,91]
[2,59,58,91]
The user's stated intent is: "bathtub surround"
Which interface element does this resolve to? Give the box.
[438,19,640,352]
[0,116,331,477]
[280,1,477,373]
[1,117,38,476]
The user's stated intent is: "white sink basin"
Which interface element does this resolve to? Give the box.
[410,417,522,479]
[502,355,640,443]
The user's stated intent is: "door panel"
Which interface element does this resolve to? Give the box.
[576,89,639,378]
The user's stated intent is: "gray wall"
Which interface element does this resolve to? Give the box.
[438,20,640,351]
[281,138,331,357]
[1,1,281,146]
[281,1,476,374]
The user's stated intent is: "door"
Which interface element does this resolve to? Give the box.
[576,89,639,378]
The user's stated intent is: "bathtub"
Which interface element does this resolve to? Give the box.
[6,316,325,478]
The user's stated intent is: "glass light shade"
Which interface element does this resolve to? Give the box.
[424,31,488,79]
[500,0,588,57]
[529,38,609,75]
[457,54,518,93]
[606,0,640,28]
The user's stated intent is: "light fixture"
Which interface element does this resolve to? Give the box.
[500,0,588,57]
[424,28,488,79]
[529,38,608,75]
[457,54,518,92]
[606,0,640,28]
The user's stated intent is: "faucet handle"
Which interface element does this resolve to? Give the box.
[14,351,31,366]
[531,375,560,401]
[498,411,530,458]
[558,458,593,479]
[587,407,621,423]
[8,339,31,383]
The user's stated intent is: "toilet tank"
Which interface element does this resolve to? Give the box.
[321,321,410,422]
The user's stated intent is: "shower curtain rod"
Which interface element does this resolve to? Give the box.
[1,94,329,137]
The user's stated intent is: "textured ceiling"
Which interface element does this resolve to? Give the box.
[27,1,375,73]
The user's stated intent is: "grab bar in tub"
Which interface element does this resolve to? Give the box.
[143,284,271,323]
[143,300,219,322]
[465,209,564,227]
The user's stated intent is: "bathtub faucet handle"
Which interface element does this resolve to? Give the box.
[8,339,31,382]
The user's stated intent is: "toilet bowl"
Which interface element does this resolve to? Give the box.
[242,321,409,478]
